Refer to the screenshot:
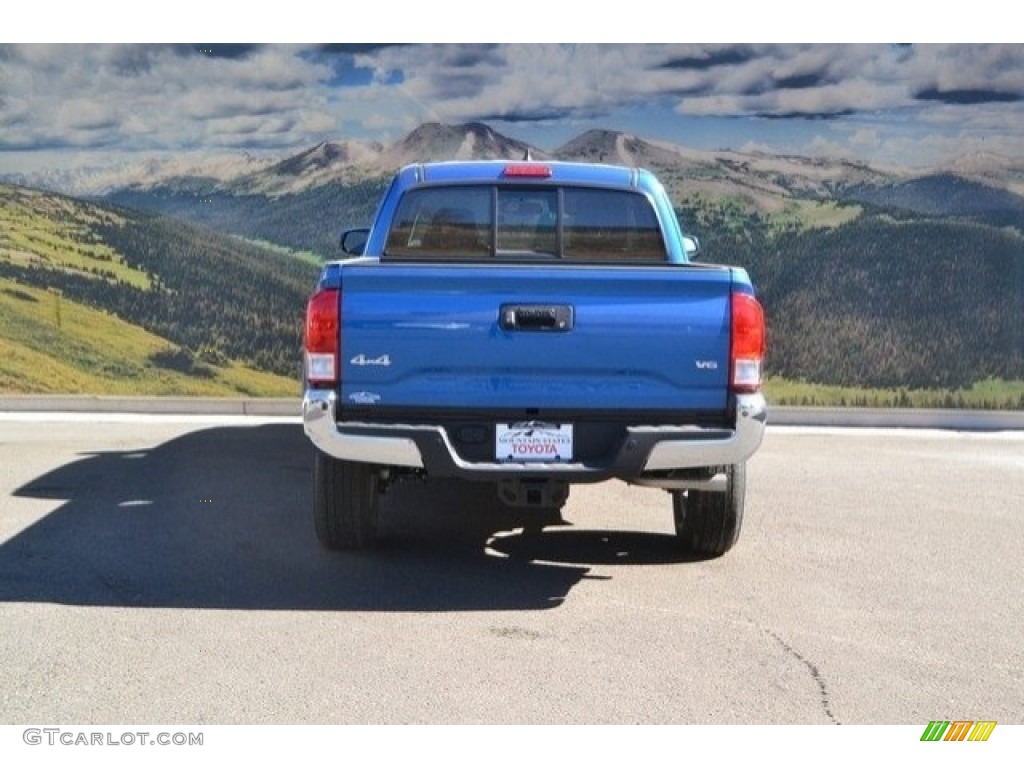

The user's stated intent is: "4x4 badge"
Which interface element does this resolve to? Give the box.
[349,391,381,404]
[350,353,392,367]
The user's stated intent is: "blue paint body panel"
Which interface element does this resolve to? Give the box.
[339,261,738,412]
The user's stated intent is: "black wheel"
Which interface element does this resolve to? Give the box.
[671,463,746,558]
[314,450,379,551]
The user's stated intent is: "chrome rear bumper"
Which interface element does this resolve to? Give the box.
[303,389,767,482]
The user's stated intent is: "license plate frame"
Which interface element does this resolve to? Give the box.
[495,422,573,463]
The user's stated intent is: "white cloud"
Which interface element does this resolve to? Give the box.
[0,44,336,152]
[850,129,881,149]
[806,135,857,161]
[1,43,1022,168]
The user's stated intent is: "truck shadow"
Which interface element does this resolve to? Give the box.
[1,423,613,612]
[486,529,704,566]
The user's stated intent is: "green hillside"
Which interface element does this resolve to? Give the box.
[0,277,295,395]
[106,178,388,258]
[679,200,1024,392]
[0,185,150,288]
[0,184,312,395]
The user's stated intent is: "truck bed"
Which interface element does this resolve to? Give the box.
[337,260,737,419]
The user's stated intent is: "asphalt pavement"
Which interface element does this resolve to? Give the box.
[0,414,1021,724]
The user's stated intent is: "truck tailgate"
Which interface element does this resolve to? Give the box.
[339,262,734,416]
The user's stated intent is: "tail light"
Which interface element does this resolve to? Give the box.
[305,288,340,386]
[731,291,766,393]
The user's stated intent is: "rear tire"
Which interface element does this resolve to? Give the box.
[314,450,379,551]
[671,463,745,558]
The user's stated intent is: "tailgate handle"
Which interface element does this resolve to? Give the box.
[500,304,574,332]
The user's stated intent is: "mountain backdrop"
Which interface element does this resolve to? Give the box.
[2,121,1022,401]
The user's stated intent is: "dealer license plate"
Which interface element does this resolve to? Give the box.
[495,422,573,462]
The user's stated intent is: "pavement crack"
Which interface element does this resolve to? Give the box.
[763,627,840,725]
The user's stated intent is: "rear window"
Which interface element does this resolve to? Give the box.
[383,185,666,262]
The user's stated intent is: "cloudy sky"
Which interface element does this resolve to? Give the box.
[2,41,1023,176]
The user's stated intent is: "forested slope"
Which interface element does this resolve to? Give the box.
[681,203,1024,389]
[1,184,317,390]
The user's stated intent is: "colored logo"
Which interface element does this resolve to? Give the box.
[920,721,996,742]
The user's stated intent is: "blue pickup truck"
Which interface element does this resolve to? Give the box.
[302,160,766,557]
